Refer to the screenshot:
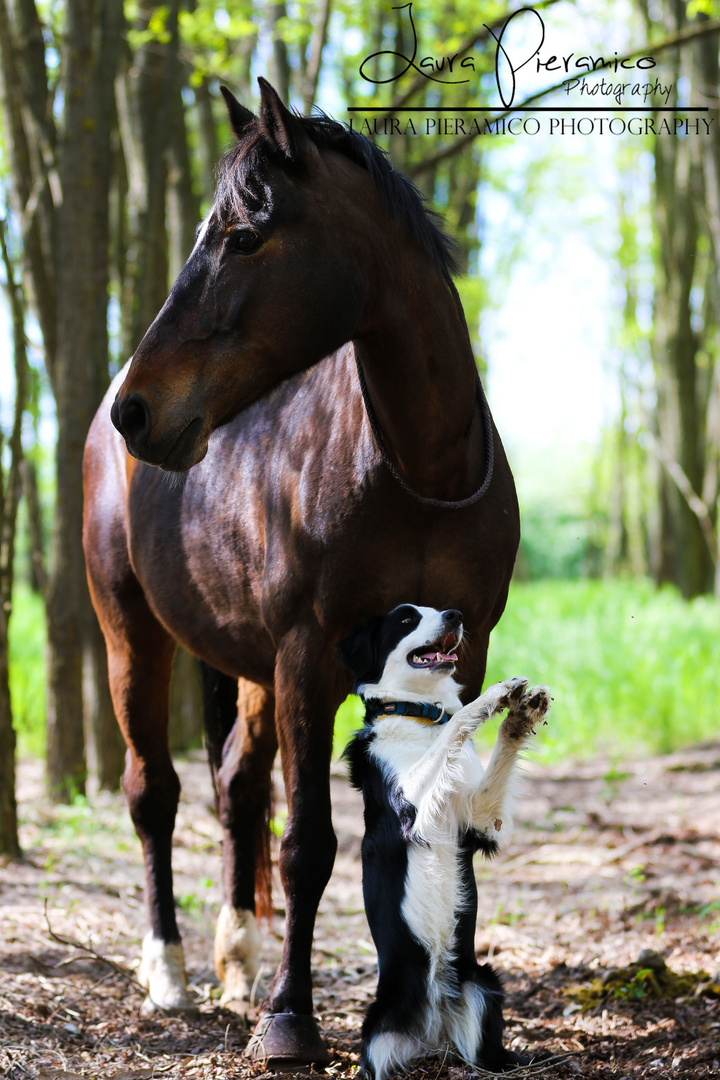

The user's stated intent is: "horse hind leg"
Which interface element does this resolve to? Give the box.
[201,669,277,1011]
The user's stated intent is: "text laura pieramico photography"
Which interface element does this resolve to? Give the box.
[349,115,715,137]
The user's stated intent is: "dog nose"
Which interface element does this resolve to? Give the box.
[442,609,462,625]
[112,392,153,451]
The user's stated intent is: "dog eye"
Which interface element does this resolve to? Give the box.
[229,229,262,255]
[402,617,413,624]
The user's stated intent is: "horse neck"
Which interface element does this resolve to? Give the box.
[353,251,486,502]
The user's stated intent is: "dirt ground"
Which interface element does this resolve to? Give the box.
[2,738,720,1080]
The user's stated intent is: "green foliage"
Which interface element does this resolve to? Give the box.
[483,580,720,761]
[333,692,364,759]
[510,443,606,579]
[9,584,46,756]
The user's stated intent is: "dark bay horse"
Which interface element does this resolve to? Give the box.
[83,79,520,1067]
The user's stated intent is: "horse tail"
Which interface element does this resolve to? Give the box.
[199,660,239,813]
[200,661,276,924]
[255,782,274,924]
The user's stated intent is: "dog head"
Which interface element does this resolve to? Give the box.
[337,604,463,705]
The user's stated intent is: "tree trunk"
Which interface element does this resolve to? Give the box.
[167,71,201,281]
[118,0,180,356]
[269,3,291,104]
[46,0,122,801]
[302,0,332,114]
[0,219,26,857]
[21,458,46,594]
[650,0,717,597]
[83,624,125,793]
[0,0,57,383]
[195,78,220,207]
[169,647,203,753]
[0,604,19,857]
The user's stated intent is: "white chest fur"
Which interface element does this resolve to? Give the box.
[368,717,484,974]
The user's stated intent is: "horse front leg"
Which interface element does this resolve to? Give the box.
[97,583,195,1015]
[247,623,341,1068]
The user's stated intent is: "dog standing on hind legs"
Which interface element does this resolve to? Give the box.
[339,604,550,1078]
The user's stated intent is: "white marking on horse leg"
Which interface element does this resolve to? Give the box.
[138,932,196,1015]
[214,904,261,1005]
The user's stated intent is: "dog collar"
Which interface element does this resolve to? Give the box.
[362,697,449,724]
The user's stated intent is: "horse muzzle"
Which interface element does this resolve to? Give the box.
[111,391,207,471]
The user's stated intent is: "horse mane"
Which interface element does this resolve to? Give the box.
[214,112,458,279]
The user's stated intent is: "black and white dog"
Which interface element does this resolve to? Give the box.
[338,604,550,1079]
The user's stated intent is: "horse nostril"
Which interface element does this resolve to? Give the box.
[114,393,152,446]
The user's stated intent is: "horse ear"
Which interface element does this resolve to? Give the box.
[220,86,255,140]
[257,76,313,163]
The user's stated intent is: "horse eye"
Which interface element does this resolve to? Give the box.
[229,229,262,255]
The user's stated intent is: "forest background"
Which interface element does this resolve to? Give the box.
[0,0,719,856]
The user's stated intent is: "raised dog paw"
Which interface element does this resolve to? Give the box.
[454,677,529,736]
[500,685,551,743]
[481,676,529,715]
[496,676,530,711]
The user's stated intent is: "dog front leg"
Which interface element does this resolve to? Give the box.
[471,685,550,839]
[404,678,528,837]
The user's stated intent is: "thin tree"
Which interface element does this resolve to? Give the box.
[0,219,28,856]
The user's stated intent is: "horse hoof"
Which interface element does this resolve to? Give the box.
[245,1012,331,1069]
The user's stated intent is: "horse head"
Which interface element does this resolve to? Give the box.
[112,79,379,470]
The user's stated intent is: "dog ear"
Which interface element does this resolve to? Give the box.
[337,615,384,685]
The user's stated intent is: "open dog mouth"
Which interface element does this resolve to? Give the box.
[408,632,459,670]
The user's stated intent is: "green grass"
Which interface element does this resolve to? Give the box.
[9,579,720,764]
[334,580,720,762]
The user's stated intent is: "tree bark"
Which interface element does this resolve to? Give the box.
[168,71,201,281]
[21,458,46,594]
[195,78,220,207]
[651,4,717,597]
[169,647,203,753]
[0,0,57,382]
[269,3,291,104]
[0,219,27,857]
[0,603,19,857]
[118,0,181,355]
[302,0,332,114]
[46,0,123,801]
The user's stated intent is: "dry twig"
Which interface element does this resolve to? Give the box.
[43,899,144,993]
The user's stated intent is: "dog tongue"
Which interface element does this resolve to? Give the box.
[418,650,458,663]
